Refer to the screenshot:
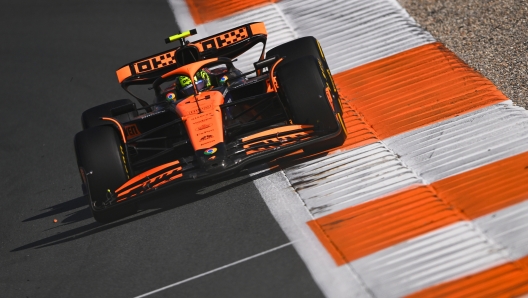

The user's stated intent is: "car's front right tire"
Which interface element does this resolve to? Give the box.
[276,55,346,153]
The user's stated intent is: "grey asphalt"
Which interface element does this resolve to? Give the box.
[0,1,323,297]
[398,0,528,109]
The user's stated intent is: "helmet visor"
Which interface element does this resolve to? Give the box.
[181,79,205,97]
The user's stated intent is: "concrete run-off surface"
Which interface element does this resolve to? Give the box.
[398,0,528,109]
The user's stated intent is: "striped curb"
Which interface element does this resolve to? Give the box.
[168,0,528,296]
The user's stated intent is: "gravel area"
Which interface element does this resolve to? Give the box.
[398,0,528,108]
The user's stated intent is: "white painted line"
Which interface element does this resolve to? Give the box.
[250,165,373,298]
[133,242,293,298]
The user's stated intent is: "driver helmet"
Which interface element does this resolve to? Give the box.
[177,69,212,97]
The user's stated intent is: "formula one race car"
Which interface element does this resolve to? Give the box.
[74,22,347,222]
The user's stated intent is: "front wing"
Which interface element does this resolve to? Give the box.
[95,123,343,210]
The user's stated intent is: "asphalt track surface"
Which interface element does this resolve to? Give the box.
[0,1,323,297]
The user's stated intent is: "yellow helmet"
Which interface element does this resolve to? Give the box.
[178,75,192,89]
[196,69,211,88]
[177,69,212,97]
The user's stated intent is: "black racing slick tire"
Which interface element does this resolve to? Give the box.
[267,36,326,65]
[276,55,346,153]
[81,99,138,129]
[267,36,343,115]
[74,125,137,223]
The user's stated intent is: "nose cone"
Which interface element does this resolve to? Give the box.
[195,143,228,172]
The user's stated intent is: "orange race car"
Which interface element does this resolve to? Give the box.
[74,22,347,223]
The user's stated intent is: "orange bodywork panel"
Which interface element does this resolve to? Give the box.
[243,131,314,156]
[174,90,225,151]
[115,160,182,199]
[161,58,218,80]
[193,27,250,52]
[116,66,133,84]
[101,117,127,143]
[191,22,266,52]
[241,125,314,156]
[249,22,267,36]
[116,49,177,83]
[241,125,313,143]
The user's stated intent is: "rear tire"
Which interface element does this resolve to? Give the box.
[276,56,346,153]
[74,126,137,223]
[81,99,138,129]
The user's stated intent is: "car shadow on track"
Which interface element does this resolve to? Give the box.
[12,150,330,253]
[11,167,279,252]
[22,195,90,223]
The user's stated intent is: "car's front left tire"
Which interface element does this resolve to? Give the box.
[74,125,137,223]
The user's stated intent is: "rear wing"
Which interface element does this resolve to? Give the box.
[116,22,267,86]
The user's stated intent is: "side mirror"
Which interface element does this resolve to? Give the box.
[253,55,280,71]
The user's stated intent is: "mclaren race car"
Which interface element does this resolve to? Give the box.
[74,22,347,222]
